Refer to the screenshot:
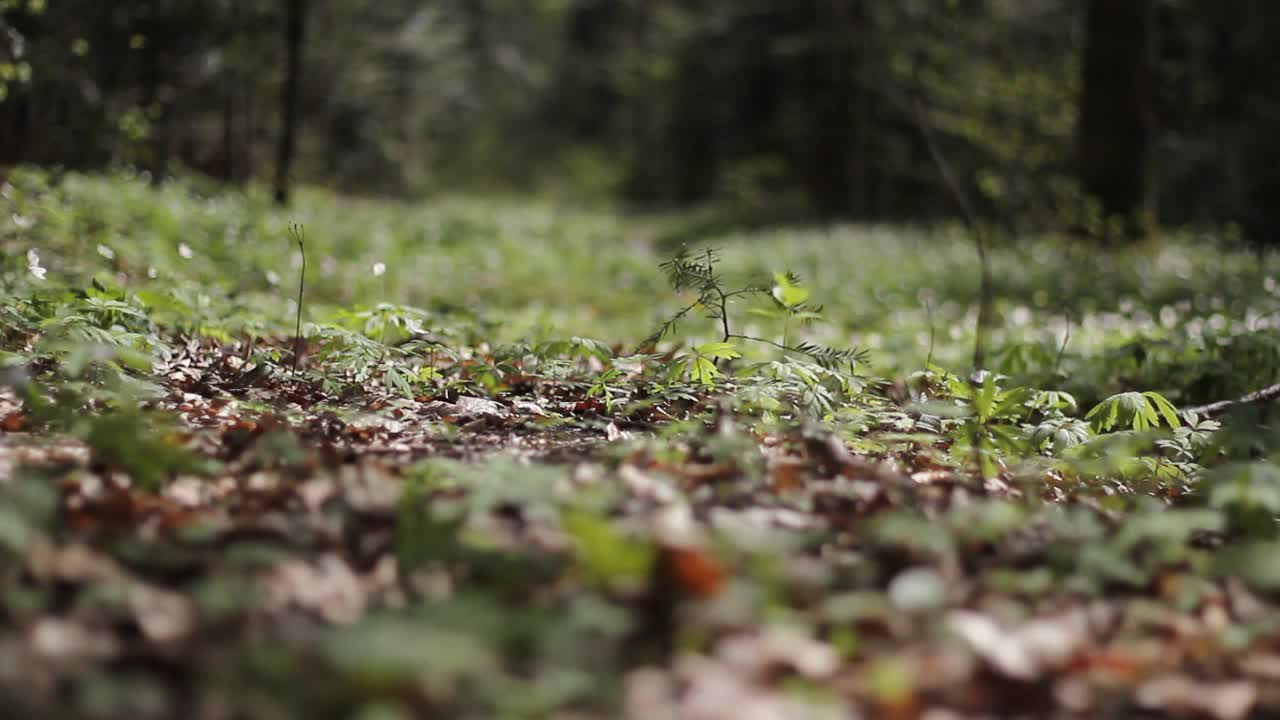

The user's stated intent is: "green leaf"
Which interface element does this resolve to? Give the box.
[1215,542,1280,591]
[1143,391,1182,429]
[383,365,416,398]
[695,341,742,360]
[691,356,720,386]
[563,510,655,589]
[1087,391,1181,433]
[747,307,787,320]
[771,272,810,308]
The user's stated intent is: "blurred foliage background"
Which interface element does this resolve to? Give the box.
[0,0,1277,237]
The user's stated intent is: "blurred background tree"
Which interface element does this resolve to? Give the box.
[0,0,1275,238]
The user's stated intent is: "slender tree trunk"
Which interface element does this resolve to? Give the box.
[623,0,657,203]
[274,0,307,205]
[220,0,241,182]
[1078,0,1153,230]
[141,11,168,183]
[848,0,873,217]
[804,0,868,218]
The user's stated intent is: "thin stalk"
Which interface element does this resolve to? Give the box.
[289,224,306,373]
[911,97,993,371]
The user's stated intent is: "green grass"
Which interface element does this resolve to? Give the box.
[7,168,1278,406]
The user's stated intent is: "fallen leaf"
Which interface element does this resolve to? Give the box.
[669,546,727,599]
[1135,674,1257,720]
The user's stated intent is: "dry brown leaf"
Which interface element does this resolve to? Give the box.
[1134,674,1257,720]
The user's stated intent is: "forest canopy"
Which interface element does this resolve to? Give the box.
[1,0,1277,236]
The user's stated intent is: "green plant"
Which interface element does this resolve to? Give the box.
[1086,391,1182,433]
[647,248,867,389]
[945,372,1034,479]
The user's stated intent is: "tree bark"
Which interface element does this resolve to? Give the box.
[274,0,307,205]
[1078,0,1153,228]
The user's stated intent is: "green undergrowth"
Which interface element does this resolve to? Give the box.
[7,168,1280,406]
[5,168,1280,717]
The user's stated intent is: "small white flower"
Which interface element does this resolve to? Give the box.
[147,266,158,279]
[27,249,46,280]
[266,270,281,286]
[12,214,34,229]
[372,262,387,277]
[97,244,115,260]
[178,243,193,259]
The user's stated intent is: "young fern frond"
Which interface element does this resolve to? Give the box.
[793,343,871,371]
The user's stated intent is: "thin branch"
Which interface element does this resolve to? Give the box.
[726,334,793,354]
[910,94,995,371]
[706,248,732,342]
[1184,383,1280,419]
[1052,311,1072,376]
[289,224,306,373]
[923,298,937,370]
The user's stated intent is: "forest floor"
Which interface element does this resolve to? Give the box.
[5,170,1280,719]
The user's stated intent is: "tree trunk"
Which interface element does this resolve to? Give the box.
[274,0,306,205]
[220,0,242,183]
[802,0,869,218]
[622,0,658,203]
[1078,0,1153,229]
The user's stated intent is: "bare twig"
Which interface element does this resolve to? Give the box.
[910,96,995,371]
[726,334,793,354]
[1052,311,1072,376]
[288,223,306,373]
[923,298,937,370]
[708,248,732,343]
[1184,383,1280,419]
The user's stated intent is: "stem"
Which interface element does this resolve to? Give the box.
[705,248,732,342]
[718,293,731,343]
[289,224,306,373]
[923,299,937,370]
[910,93,994,371]
[1052,311,1072,376]
[726,334,794,354]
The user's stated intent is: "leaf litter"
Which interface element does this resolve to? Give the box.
[1,331,1277,720]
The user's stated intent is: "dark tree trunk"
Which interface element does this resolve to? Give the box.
[800,0,870,218]
[141,10,168,183]
[1078,0,1153,227]
[220,0,241,182]
[670,43,718,204]
[274,0,307,205]
[622,0,659,203]
[0,93,31,166]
